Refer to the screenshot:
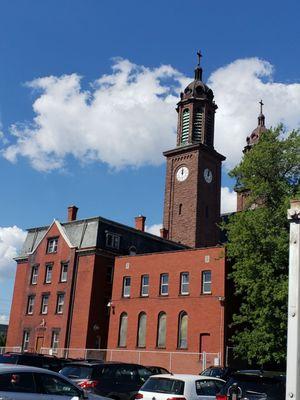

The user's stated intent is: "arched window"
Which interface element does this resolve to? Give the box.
[137,312,147,348]
[157,312,167,348]
[193,107,203,142]
[181,109,190,144]
[178,311,188,349]
[118,312,128,347]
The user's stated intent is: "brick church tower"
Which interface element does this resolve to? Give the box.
[236,100,267,212]
[162,53,225,248]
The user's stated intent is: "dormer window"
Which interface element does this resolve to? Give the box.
[47,238,58,254]
[105,232,120,250]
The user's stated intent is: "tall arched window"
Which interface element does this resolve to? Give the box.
[137,312,147,348]
[178,311,188,349]
[157,312,167,348]
[118,312,128,347]
[193,107,203,142]
[205,110,214,146]
[181,109,190,144]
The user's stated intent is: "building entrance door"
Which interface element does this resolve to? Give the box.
[35,336,44,353]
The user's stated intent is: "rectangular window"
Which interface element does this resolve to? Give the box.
[47,238,58,253]
[160,273,169,296]
[105,232,120,249]
[60,263,68,282]
[51,331,60,352]
[45,264,53,284]
[31,266,39,285]
[41,294,49,314]
[56,293,65,314]
[123,276,131,297]
[26,295,35,315]
[22,330,30,351]
[202,270,212,294]
[180,272,189,295]
[141,275,149,297]
[106,263,114,283]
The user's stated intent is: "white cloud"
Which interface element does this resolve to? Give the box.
[2,57,300,171]
[2,59,188,171]
[209,57,300,168]
[146,223,162,237]
[221,187,237,214]
[0,226,26,281]
[0,314,9,324]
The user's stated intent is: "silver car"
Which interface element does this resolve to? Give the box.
[0,364,111,400]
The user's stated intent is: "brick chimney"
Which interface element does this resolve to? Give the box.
[135,215,146,232]
[160,227,168,239]
[68,205,78,222]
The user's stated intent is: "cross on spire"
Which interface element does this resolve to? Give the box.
[197,50,202,66]
[259,99,264,114]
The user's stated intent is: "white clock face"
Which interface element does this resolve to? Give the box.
[176,166,189,182]
[204,168,213,183]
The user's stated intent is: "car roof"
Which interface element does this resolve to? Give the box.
[0,364,60,374]
[149,374,225,383]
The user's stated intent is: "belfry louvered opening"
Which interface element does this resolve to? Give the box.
[181,109,190,144]
[193,107,203,143]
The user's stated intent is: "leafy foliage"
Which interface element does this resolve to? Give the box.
[224,126,300,366]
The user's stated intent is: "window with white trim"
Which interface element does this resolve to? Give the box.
[47,238,58,253]
[141,275,149,297]
[51,331,60,352]
[45,264,53,284]
[26,295,35,315]
[41,294,49,314]
[22,330,30,351]
[180,272,189,295]
[31,266,39,285]
[56,293,65,314]
[202,270,212,294]
[160,273,169,295]
[60,263,68,282]
[178,311,188,349]
[122,276,131,297]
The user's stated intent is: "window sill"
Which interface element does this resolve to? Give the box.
[179,293,190,296]
[176,347,188,351]
[201,292,212,295]
[159,294,169,297]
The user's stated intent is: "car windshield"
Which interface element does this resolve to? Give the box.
[221,376,285,399]
[141,377,184,395]
[60,365,93,379]
[0,354,18,364]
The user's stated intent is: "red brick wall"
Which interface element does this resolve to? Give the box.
[6,223,76,351]
[107,247,226,372]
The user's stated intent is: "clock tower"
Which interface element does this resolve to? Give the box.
[162,53,225,248]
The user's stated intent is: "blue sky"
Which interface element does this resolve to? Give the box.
[1,0,300,322]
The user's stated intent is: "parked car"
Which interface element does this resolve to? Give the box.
[136,374,225,400]
[216,371,286,400]
[200,367,234,381]
[0,364,111,399]
[146,366,170,375]
[60,361,153,400]
[0,352,68,372]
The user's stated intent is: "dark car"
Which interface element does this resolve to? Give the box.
[146,366,170,375]
[200,366,234,381]
[216,371,286,400]
[60,361,153,400]
[0,352,67,372]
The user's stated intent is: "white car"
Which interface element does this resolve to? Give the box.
[0,364,111,400]
[136,374,225,400]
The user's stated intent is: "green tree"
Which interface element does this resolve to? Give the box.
[224,126,300,366]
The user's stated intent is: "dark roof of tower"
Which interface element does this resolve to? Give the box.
[244,100,267,152]
[180,52,214,102]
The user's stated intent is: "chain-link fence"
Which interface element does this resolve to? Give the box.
[40,347,221,373]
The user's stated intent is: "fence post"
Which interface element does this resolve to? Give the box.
[169,353,172,372]
[202,352,206,371]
